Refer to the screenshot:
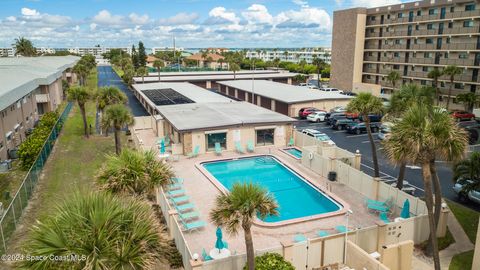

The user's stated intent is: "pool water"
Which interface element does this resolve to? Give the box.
[202,156,342,223]
[285,148,302,159]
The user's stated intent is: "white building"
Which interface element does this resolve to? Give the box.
[151,47,184,54]
[0,48,16,57]
[36,47,56,55]
[246,48,332,64]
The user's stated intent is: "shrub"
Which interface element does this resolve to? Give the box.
[243,253,294,270]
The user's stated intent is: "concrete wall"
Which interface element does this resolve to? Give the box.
[380,240,414,270]
[352,82,382,96]
[346,240,390,270]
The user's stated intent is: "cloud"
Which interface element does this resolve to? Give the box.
[351,0,402,8]
[5,16,16,22]
[158,12,198,25]
[90,23,97,31]
[129,13,149,25]
[276,7,331,31]
[93,10,123,25]
[292,0,309,8]
[208,7,240,24]
[242,4,273,24]
[21,7,39,17]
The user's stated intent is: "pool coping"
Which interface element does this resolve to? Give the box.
[195,154,349,228]
[280,147,303,160]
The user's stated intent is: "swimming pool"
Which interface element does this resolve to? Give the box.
[201,156,343,224]
[283,147,302,159]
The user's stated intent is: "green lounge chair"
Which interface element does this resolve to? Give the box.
[202,248,213,261]
[336,225,347,233]
[247,141,254,152]
[187,146,200,158]
[365,197,392,207]
[167,183,182,191]
[175,203,195,213]
[178,211,199,221]
[367,201,393,213]
[181,219,206,232]
[214,142,222,156]
[317,230,329,237]
[169,195,189,204]
[288,137,294,147]
[223,241,229,249]
[293,234,307,242]
[172,177,184,184]
[235,141,245,154]
[379,212,390,224]
[167,189,185,197]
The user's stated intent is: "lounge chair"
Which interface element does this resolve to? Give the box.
[367,200,393,213]
[246,141,254,152]
[379,212,390,224]
[317,230,329,237]
[187,146,200,158]
[171,177,183,184]
[169,195,189,205]
[287,137,294,147]
[293,234,307,242]
[336,225,348,233]
[167,189,185,197]
[167,183,182,191]
[235,141,245,154]
[214,142,222,156]
[365,197,392,207]
[181,218,206,232]
[223,241,229,249]
[175,203,195,213]
[178,211,199,221]
[202,248,213,261]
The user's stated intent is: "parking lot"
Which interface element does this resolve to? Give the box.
[294,118,480,211]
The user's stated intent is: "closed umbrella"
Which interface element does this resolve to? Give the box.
[215,227,225,252]
[160,139,165,154]
[400,199,410,219]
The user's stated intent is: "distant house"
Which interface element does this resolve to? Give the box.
[146,55,158,68]
[185,53,228,69]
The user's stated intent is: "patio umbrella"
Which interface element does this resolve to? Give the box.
[160,140,165,154]
[400,199,410,219]
[215,227,225,252]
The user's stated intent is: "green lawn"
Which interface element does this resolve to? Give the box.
[0,161,27,207]
[449,250,474,270]
[112,65,124,78]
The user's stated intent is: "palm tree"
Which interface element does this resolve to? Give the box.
[386,71,401,92]
[102,104,134,154]
[453,152,480,199]
[443,65,463,110]
[67,86,91,138]
[427,68,443,105]
[218,58,225,70]
[210,183,278,270]
[384,105,467,270]
[72,63,89,86]
[13,37,36,56]
[97,149,174,195]
[20,192,169,269]
[347,93,385,177]
[201,51,208,67]
[312,56,325,88]
[229,62,240,80]
[136,66,149,84]
[96,86,127,135]
[153,60,164,81]
[456,92,480,113]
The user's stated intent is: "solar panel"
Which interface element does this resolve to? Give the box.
[142,88,195,106]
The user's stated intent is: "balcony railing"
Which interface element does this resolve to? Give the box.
[366,9,480,26]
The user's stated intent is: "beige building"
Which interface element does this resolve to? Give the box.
[184,53,228,69]
[217,80,353,117]
[0,56,78,160]
[331,0,480,100]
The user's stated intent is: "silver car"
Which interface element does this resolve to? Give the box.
[453,179,480,204]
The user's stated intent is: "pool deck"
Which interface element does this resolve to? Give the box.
[135,129,384,257]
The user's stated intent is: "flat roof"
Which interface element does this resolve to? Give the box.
[218,80,353,104]
[134,72,297,83]
[0,56,79,112]
[146,70,284,77]
[156,102,295,132]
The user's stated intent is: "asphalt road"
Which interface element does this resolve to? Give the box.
[294,119,480,212]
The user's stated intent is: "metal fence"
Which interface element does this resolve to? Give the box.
[0,102,73,254]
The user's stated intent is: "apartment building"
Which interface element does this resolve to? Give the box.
[246,48,332,64]
[151,47,184,54]
[331,0,480,99]
[0,56,78,160]
[0,48,16,57]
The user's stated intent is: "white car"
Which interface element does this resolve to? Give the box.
[377,123,392,140]
[301,129,335,145]
[453,179,480,204]
[307,111,327,122]
[330,106,347,113]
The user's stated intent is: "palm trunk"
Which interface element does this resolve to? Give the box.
[243,225,255,270]
[365,117,380,177]
[317,67,321,88]
[434,79,439,106]
[79,103,89,138]
[396,161,406,190]
[421,162,441,270]
[430,159,442,230]
[446,78,453,110]
[158,71,161,82]
[114,127,121,155]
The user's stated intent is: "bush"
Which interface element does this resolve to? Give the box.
[17,111,59,169]
[244,253,294,270]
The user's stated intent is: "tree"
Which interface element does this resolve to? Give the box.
[312,56,325,88]
[97,149,174,195]
[384,105,468,270]
[443,65,463,110]
[210,183,278,270]
[347,93,385,177]
[137,66,149,84]
[245,253,294,270]
[67,86,91,138]
[138,41,147,67]
[19,192,169,269]
[131,45,139,69]
[201,51,208,67]
[229,62,240,80]
[427,68,443,106]
[13,37,36,56]
[96,86,127,112]
[102,104,134,154]
[456,92,480,113]
[386,71,401,92]
[72,63,89,86]
[119,56,131,71]
[123,64,135,85]
[453,152,480,198]
[153,60,165,81]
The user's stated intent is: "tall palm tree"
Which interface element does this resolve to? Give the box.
[443,65,463,110]
[20,192,169,269]
[427,68,443,106]
[312,56,325,88]
[453,152,480,199]
[96,86,127,135]
[229,62,240,80]
[153,60,164,81]
[347,93,385,177]
[384,105,467,270]
[97,149,174,195]
[13,37,36,56]
[456,92,480,113]
[137,66,149,84]
[210,183,278,270]
[67,86,91,138]
[386,71,401,92]
[102,104,134,154]
[72,63,89,86]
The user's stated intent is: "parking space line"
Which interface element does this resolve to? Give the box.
[361,163,425,192]
[346,133,378,138]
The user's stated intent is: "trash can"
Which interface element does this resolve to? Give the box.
[328,171,337,182]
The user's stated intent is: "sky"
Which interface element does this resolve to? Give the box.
[0,0,406,48]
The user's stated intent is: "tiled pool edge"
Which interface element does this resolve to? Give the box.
[280,146,303,160]
[194,154,349,228]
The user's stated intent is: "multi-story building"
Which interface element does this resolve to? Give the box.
[331,0,480,100]
[0,56,78,160]
[0,48,16,57]
[151,47,184,54]
[246,48,332,64]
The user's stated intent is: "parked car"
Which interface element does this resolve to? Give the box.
[341,91,357,96]
[298,107,322,119]
[451,110,476,121]
[377,123,393,140]
[307,111,327,122]
[349,114,383,122]
[332,118,356,130]
[345,122,380,135]
[301,129,335,145]
[330,106,347,113]
[320,88,339,92]
[326,113,346,126]
[453,178,480,204]
[299,83,308,86]
[458,121,480,145]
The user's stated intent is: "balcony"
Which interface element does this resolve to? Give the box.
[366,31,381,38]
[411,44,437,50]
[409,58,436,65]
[363,68,377,74]
[364,56,378,62]
[438,58,476,66]
[443,43,479,50]
[365,43,380,50]
[442,27,479,35]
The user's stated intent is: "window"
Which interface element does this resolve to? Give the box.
[429,8,437,15]
[426,38,434,44]
[387,14,391,19]
[424,52,433,58]
[444,52,449,58]
[417,10,422,16]
[366,75,371,79]
[398,13,403,18]
[448,22,453,29]
[370,28,375,33]
[384,40,388,45]
[446,37,451,44]
[370,16,376,21]
[413,52,417,57]
[450,7,455,13]
[422,66,429,72]
[459,52,468,59]
[256,129,274,146]
[206,132,226,151]
[6,132,12,141]
[463,21,474,27]
[427,23,434,30]
[0,141,3,149]
[395,39,401,45]
[455,83,464,89]
[414,39,418,44]
[421,80,427,85]
[383,52,387,57]
[411,66,415,71]
[440,82,445,87]
[394,52,400,57]
[368,52,373,56]
[385,27,389,32]
[367,63,373,68]
[415,25,420,30]
[465,3,476,11]
[393,65,400,69]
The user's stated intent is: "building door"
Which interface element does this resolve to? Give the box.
[205,132,227,151]
[440,7,446,19]
[256,129,274,146]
